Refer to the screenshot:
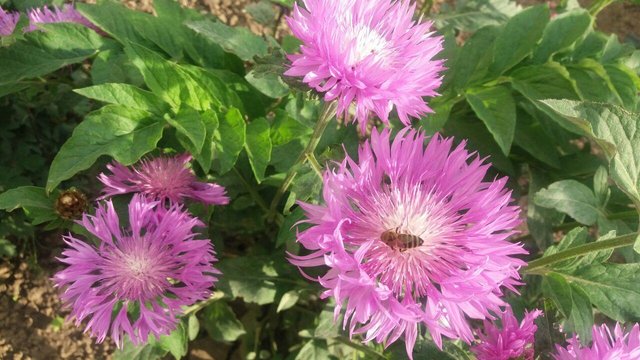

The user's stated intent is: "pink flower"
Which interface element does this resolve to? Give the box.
[289,129,525,358]
[98,154,229,206]
[472,305,542,360]
[26,4,99,32]
[54,195,220,347]
[285,0,444,132]
[553,323,640,360]
[0,6,19,36]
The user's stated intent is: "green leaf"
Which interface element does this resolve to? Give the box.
[245,1,277,26]
[0,186,57,224]
[543,272,573,317]
[534,180,601,225]
[194,110,219,173]
[185,19,269,61]
[245,68,290,98]
[158,322,188,360]
[187,314,200,341]
[78,2,152,48]
[465,85,516,155]
[277,290,300,313]
[593,166,610,207]
[568,284,593,344]
[540,100,640,210]
[450,25,500,91]
[166,109,206,154]
[433,0,520,32]
[511,62,580,101]
[532,9,592,63]
[75,83,167,113]
[47,105,164,192]
[203,301,246,342]
[244,118,272,183]
[489,5,549,75]
[514,111,561,168]
[604,64,639,110]
[295,339,331,360]
[270,110,311,146]
[216,256,278,305]
[568,59,622,105]
[562,264,640,323]
[112,338,167,360]
[0,23,108,85]
[214,108,246,174]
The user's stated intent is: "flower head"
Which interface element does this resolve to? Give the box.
[98,154,229,206]
[54,194,220,347]
[553,323,640,360]
[472,305,542,360]
[289,129,525,358]
[0,6,19,36]
[26,4,98,32]
[285,0,444,132]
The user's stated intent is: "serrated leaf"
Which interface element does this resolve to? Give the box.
[47,105,164,191]
[534,180,602,225]
[186,19,269,61]
[244,118,272,183]
[75,83,167,113]
[245,1,276,26]
[490,5,549,75]
[245,68,289,98]
[466,85,516,155]
[214,108,246,174]
[540,100,640,212]
[203,301,246,342]
[532,9,592,63]
[277,290,300,313]
[0,23,108,85]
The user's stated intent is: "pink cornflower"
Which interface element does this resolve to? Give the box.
[285,0,444,132]
[472,305,542,360]
[98,154,229,206]
[26,4,99,32]
[0,6,19,36]
[54,194,220,347]
[553,323,640,360]
[289,129,525,358]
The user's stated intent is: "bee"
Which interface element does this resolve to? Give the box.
[380,228,424,251]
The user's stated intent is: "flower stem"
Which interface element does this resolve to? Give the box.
[182,291,225,315]
[523,232,638,275]
[268,101,337,218]
[589,0,614,17]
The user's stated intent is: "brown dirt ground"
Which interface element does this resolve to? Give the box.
[2,0,638,359]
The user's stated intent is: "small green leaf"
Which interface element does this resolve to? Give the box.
[244,118,272,183]
[187,314,200,341]
[277,290,300,313]
[534,180,601,225]
[0,186,54,213]
[194,110,219,173]
[47,105,164,192]
[203,301,246,342]
[245,68,290,98]
[186,19,269,61]
[465,85,516,155]
[158,323,188,360]
[214,108,246,174]
[543,272,573,317]
[490,5,549,75]
[75,83,167,113]
[532,9,592,63]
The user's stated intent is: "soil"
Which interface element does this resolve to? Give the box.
[1,0,638,359]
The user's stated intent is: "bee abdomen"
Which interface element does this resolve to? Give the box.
[380,230,424,251]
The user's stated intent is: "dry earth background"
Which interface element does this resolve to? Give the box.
[1,0,639,359]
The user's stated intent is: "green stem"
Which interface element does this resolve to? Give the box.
[334,336,387,359]
[232,167,270,214]
[268,101,337,218]
[182,291,225,315]
[523,232,637,275]
[306,153,324,179]
[588,0,615,17]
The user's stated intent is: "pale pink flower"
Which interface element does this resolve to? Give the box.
[26,4,99,32]
[54,195,219,347]
[290,129,525,358]
[554,323,640,360]
[0,6,19,36]
[98,154,229,206]
[472,305,542,360]
[285,0,445,132]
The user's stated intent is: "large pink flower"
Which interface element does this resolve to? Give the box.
[98,153,229,206]
[26,4,99,32]
[54,195,220,347]
[290,129,525,358]
[554,323,640,360]
[472,305,542,360]
[285,0,444,132]
[0,6,19,36]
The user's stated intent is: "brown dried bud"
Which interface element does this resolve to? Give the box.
[55,189,88,220]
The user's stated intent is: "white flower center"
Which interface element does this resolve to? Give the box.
[342,23,391,67]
